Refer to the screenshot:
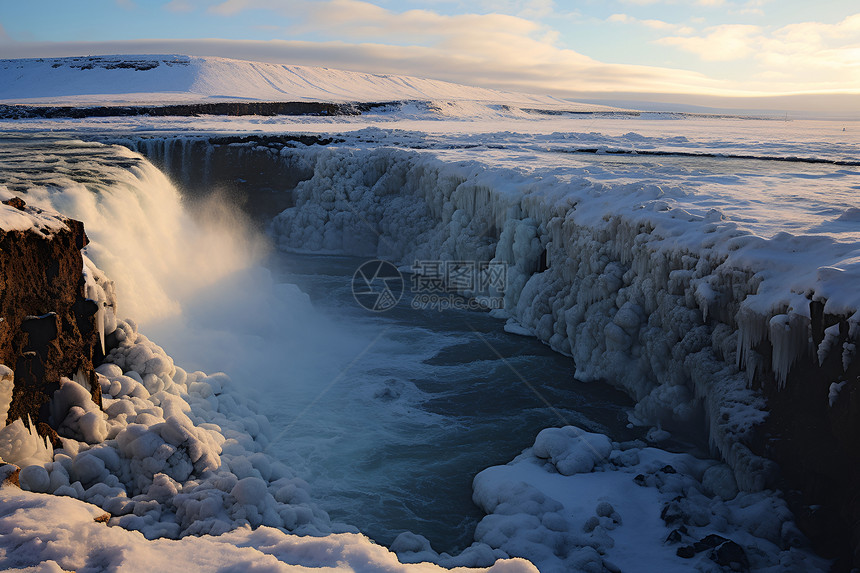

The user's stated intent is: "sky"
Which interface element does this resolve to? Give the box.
[1,0,858,110]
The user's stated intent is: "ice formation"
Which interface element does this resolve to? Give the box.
[0,143,541,570]
[0,366,13,425]
[464,426,828,572]
[0,486,537,572]
[0,270,536,570]
[0,117,855,570]
[0,418,53,469]
[266,143,859,493]
[10,315,332,539]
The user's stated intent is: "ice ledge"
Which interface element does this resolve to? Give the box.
[265,145,860,492]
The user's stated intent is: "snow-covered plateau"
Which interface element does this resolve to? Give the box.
[0,55,858,572]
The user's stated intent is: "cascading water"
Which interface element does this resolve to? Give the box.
[0,131,839,570]
[0,136,640,553]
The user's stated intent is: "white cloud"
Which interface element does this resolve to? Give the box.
[658,24,760,61]
[607,13,681,31]
[516,0,556,19]
[3,1,857,100]
[620,0,724,5]
[213,0,545,48]
[657,13,860,89]
[0,37,730,96]
[732,0,772,16]
[164,0,195,12]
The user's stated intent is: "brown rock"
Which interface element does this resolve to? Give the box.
[37,422,63,450]
[1,196,26,211]
[0,211,101,430]
[0,463,20,487]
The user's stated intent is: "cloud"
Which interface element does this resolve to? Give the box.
[732,0,772,16]
[206,0,598,76]
[658,14,860,81]
[0,37,731,97]
[620,0,724,5]
[2,1,857,102]
[212,0,546,48]
[658,24,760,61]
[607,13,684,31]
[164,0,195,12]
[515,0,556,19]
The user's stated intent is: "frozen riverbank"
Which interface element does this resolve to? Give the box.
[0,113,855,569]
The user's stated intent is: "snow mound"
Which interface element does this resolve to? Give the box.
[7,314,333,540]
[466,427,827,573]
[0,486,537,572]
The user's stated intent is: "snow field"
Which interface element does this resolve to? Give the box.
[0,55,616,114]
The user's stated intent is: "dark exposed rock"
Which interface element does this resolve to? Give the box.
[710,540,749,571]
[2,197,26,211]
[665,529,683,544]
[0,462,20,487]
[0,203,101,434]
[0,101,398,120]
[676,534,749,570]
[660,502,686,525]
[37,422,63,450]
[693,534,729,552]
[749,303,860,569]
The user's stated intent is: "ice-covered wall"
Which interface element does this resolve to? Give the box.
[126,135,860,563]
[256,145,860,500]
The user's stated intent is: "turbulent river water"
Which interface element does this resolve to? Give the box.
[144,246,647,552]
[261,252,642,551]
[0,135,644,552]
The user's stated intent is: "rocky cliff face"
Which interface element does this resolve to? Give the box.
[753,310,860,569]
[0,196,101,437]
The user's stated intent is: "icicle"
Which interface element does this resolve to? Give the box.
[829,381,847,407]
[97,302,106,356]
[0,365,13,426]
[843,342,856,372]
[769,312,810,389]
[0,415,53,467]
[817,324,841,366]
[73,368,91,393]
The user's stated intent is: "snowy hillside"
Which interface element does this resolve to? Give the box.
[0,55,617,112]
